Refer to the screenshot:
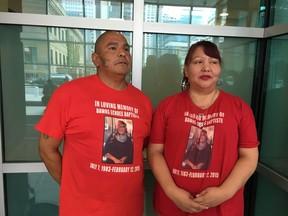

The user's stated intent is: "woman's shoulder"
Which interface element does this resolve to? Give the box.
[153,91,187,116]
[219,90,253,112]
[220,90,248,104]
[158,91,186,106]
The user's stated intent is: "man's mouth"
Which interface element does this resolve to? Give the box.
[116,61,128,65]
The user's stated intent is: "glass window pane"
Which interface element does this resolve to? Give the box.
[0,25,132,161]
[6,0,134,20]
[7,0,265,27]
[49,0,134,20]
[159,6,190,24]
[84,0,133,20]
[5,171,157,216]
[259,34,288,178]
[144,0,264,27]
[254,174,288,215]
[48,0,84,17]
[219,38,257,104]
[5,173,59,216]
[144,4,158,22]
[22,0,47,14]
[142,34,186,108]
[142,34,257,108]
[144,170,157,215]
[191,7,216,25]
[270,0,288,26]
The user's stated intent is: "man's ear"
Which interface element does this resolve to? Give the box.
[91,52,100,67]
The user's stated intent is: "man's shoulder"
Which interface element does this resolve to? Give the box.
[128,84,151,100]
[68,75,96,85]
[56,75,96,91]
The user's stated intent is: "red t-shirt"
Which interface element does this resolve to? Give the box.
[36,75,153,216]
[149,90,259,216]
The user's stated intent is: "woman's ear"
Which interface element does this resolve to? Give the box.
[183,66,188,77]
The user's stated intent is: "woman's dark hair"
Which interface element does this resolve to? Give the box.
[184,40,222,66]
[182,40,222,90]
[118,120,126,127]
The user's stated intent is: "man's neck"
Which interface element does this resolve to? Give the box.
[97,73,128,91]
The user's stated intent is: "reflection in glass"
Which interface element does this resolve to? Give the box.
[46,0,134,20]
[144,0,263,27]
[0,25,132,161]
[142,34,257,108]
[159,6,190,24]
[254,174,288,215]
[5,173,59,216]
[8,0,265,27]
[142,34,188,108]
[270,0,288,26]
[191,7,216,25]
[260,34,288,178]
[22,0,47,14]
[5,172,157,216]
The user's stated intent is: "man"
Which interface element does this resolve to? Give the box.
[41,79,58,106]
[36,31,153,216]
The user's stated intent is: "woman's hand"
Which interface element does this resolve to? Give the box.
[167,186,208,213]
[194,186,230,208]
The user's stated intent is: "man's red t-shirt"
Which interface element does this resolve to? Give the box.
[36,75,153,216]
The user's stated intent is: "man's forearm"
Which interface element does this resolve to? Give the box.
[38,133,63,184]
[40,149,62,184]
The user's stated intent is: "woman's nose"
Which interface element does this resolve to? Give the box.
[202,61,211,72]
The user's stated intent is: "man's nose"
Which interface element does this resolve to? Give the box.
[118,48,127,57]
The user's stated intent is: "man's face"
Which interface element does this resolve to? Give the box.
[92,32,131,78]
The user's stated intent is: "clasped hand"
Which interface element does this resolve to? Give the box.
[169,186,229,213]
[105,153,127,164]
[194,187,229,209]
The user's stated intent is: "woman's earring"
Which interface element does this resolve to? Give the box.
[181,77,189,91]
[217,76,224,86]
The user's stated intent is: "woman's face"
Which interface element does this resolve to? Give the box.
[199,131,207,143]
[117,122,126,135]
[184,46,221,91]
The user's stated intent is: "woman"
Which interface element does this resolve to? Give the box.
[103,120,134,164]
[148,41,259,216]
[182,129,212,170]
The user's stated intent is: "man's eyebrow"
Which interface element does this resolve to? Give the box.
[106,42,118,47]
[106,42,130,48]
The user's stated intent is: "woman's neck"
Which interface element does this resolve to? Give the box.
[189,88,219,109]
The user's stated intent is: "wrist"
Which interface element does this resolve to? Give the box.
[165,184,179,198]
[218,185,236,200]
